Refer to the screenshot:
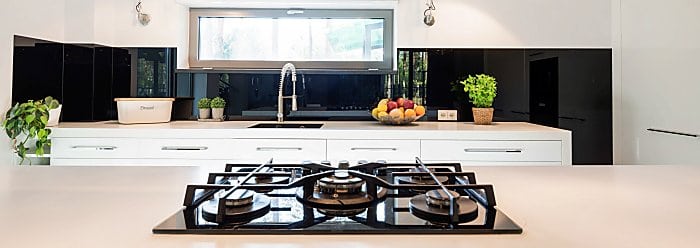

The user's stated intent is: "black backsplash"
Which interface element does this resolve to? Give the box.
[176,71,390,121]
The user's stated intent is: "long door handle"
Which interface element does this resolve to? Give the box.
[256,147,303,151]
[161,146,209,151]
[464,148,522,153]
[350,147,398,151]
[71,146,117,151]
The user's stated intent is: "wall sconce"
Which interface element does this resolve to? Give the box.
[136,1,151,26]
[423,0,436,26]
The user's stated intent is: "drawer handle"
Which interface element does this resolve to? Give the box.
[256,147,303,151]
[161,146,209,151]
[71,146,117,151]
[350,147,398,151]
[464,148,522,153]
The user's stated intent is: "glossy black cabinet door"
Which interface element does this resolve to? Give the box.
[529,57,559,127]
[12,43,63,104]
[62,44,95,121]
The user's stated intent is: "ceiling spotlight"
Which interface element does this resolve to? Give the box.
[136,1,151,26]
[423,0,436,26]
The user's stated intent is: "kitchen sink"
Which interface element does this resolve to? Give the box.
[247,123,324,129]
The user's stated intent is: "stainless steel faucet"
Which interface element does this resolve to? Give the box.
[277,63,298,122]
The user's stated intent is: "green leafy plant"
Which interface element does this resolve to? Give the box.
[459,74,498,108]
[210,97,226,108]
[2,99,53,165]
[197,98,211,109]
[44,96,60,109]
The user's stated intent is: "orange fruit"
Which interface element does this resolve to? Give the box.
[378,111,389,119]
[405,109,416,118]
[415,105,426,116]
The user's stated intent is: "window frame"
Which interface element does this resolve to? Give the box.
[188,8,394,70]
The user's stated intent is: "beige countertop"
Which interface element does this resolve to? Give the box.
[51,121,570,140]
[1,165,698,248]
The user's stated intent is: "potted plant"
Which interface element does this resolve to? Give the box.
[210,97,226,120]
[45,96,62,127]
[2,99,53,165]
[197,98,211,119]
[459,74,498,125]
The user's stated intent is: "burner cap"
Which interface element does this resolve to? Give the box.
[396,168,449,189]
[202,193,271,224]
[425,189,460,208]
[318,170,365,194]
[409,194,478,224]
[225,189,254,207]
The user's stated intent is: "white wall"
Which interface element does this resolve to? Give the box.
[396,0,612,48]
[1,0,67,165]
[618,0,700,164]
[92,0,189,68]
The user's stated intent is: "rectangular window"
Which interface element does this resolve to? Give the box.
[189,9,394,70]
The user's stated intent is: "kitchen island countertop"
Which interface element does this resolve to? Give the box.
[51,121,570,140]
[1,164,698,248]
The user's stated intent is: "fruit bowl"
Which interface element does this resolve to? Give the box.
[371,98,426,126]
[374,114,424,125]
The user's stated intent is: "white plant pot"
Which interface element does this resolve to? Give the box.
[199,108,211,119]
[47,104,62,127]
[212,108,224,120]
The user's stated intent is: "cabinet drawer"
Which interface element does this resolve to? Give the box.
[421,140,562,162]
[52,138,141,159]
[231,139,326,163]
[140,139,235,159]
[327,139,420,163]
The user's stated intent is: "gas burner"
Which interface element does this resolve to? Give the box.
[237,175,289,193]
[296,171,387,216]
[396,168,449,191]
[201,190,271,224]
[409,190,478,224]
[317,170,365,194]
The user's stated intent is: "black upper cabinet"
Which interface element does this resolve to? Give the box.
[12,42,63,104]
[12,36,133,122]
[62,44,95,121]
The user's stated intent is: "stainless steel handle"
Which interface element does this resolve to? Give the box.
[161,146,209,151]
[350,147,398,151]
[256,147,303,151]
[71,146,117,151]
[464,148,522,153]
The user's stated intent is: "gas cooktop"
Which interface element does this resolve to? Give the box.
[153,158,522,234]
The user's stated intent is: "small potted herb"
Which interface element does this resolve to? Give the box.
[210,97,226,120]
[2,99,53,165]
[459,74,498,125]
[197,98,211,119]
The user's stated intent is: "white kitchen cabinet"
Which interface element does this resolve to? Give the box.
[327,139,420,164]
[228,139,326,163]
[51,138,238,166]
[421,140,563,165]
[50,158,233,167]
